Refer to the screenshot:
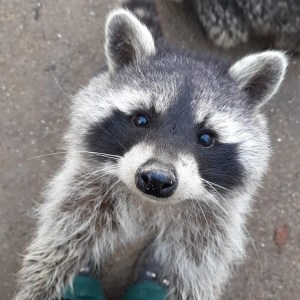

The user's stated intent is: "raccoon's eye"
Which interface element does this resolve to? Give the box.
[132,114,150,128]
[198,132,215,148]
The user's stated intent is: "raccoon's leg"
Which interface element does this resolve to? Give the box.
[154,225,231,300]
[14,190,117,300]
[14,213,98,300]
[15,241,88,300]
[190,0,249,48]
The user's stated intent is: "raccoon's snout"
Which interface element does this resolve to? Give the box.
[135,160,178,198]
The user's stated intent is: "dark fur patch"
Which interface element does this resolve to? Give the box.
[86,110,143,158]
[243,63,281,108]
[196,142,244,192]
[107,22,139,69]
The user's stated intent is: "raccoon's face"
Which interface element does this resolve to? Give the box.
[70,9,287,205]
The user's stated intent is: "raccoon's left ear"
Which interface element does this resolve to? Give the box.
[105,9,156,73]
[229,51,288,109]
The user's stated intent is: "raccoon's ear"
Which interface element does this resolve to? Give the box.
[105,9,156,73]
[229,51,288,109]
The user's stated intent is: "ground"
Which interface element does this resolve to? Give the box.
[0,0,299,299]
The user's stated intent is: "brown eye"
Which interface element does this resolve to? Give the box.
[198,132,215,147]
[132,114,150,127]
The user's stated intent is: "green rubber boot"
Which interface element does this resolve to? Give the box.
[123,281,167,300]
[61,274,105,300]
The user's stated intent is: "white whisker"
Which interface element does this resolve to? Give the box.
[50,70,73,101]
[27,151,121,161]
[243,226,263,274]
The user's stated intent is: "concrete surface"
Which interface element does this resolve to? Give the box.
[0,0,299,299]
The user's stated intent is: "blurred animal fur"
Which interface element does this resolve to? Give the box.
[15,1,288,299]
[174,0,300,52]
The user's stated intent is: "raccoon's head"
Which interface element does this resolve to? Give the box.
[69,9,287,206]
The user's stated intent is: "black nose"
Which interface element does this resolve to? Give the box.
[136,161,178,198]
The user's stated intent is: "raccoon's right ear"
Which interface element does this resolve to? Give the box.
[105,9,156,73]
[229,51,288,110]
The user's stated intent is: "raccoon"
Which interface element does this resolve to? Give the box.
[15,1,288,300]
[174,0,300,52]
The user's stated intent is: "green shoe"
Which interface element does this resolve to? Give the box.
[61,271,105,300]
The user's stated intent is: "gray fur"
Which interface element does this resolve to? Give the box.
[15,6,287,300]
[181,0,300,52]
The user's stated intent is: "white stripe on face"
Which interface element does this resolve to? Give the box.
[117,142,204,203]
[118,142,155,194]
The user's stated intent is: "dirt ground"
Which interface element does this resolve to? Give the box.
[0,1,299,299]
